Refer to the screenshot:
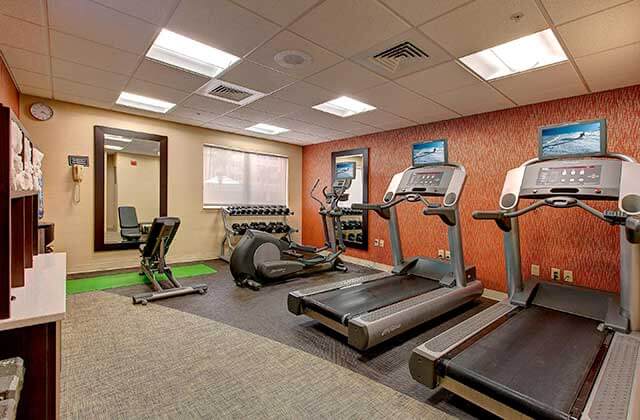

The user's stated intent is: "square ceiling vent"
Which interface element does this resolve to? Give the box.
[196,80,265,105]
[352,29,449,79]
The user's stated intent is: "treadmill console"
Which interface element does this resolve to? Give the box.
[383,165,466,207]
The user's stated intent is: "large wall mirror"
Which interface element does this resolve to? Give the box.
[94,126,167,251]
[332,148,368,250]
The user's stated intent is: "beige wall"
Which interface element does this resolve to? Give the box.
[20,96,303,273]
[114,152,160,224]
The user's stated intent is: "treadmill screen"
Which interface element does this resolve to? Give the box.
[412,139,448,167]
[335,161,356,180]
[539,119,607,159]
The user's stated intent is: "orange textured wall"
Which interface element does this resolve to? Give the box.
[0,58,19,116]
[302,85,640,293]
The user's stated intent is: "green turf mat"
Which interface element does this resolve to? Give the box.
[67,264,216,295]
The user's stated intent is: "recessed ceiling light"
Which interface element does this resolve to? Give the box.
[313,96,376,118]
[147,29,240,78]
[274,50,312,69]
[104,144,124,151]
[245,123,290,135]
[459,29,567,81]
[104,134,132,142]
[116,92,175,113]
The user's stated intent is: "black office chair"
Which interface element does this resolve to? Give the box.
[118,206,142,241]
[132,217,208,305]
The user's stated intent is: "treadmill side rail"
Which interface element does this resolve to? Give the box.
[410,301,516,388]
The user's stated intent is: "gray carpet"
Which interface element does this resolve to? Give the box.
[107,261,496,419]
[61,292,453,420]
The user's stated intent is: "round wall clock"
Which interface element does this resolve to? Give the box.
[29,102,54,121]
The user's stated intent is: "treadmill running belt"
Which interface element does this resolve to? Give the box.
[443,306,607,420]
[303,274,441,324]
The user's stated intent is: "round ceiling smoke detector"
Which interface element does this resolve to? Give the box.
[274,50,313,69]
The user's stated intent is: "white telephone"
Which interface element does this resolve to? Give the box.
[72,164,84,203]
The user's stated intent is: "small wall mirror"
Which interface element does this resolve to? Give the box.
[94,126,167,251]
[332,148,368,250]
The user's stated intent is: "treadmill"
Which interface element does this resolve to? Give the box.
[410,119,640,419]
[288,140,484,350]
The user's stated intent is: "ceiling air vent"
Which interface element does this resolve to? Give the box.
[196,80,265,105]
[370,41,429,73]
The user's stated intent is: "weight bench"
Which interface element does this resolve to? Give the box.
[132,217,208,305]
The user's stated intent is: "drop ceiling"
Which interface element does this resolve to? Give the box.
[0,0,639,146]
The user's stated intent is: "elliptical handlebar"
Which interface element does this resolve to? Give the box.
[310,179,325,210]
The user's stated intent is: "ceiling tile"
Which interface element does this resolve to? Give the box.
[12,68,50,90]
[220,61,295,93]
[351,109,416,130]
[0,0,46,25]
[290,0,410,57]
[163,114,205,127]
[92,0,180,25]
[181,94,239,114]
[49,0,158,54]
[247,31,342,79]
[557,0,640,58]
[0,46,50,74]
[19,85,52,99]
[272,81,337,106]
[351,29,452,80]
[245,95,305,116]
[279,130,321,143]
[125,79,190,104]
[396,61,479,97]
[269,117,331,135]
[307,125,350,139]
[54,92,114,109]
[0,14,48,54]
[540,0,629,25]
[288,108,377,133]
[492,62,587,105]
[224,107,279,123]
[206,115,254,130]
[166,105,219,123]
[133,59,209,93]
[306,60,387,94]
[53,77,120,102]
[232,0,319,26]
[380,0,470,27]
[50,31,141,75]
[346,124,381,136]
[52,58,129,91]
[430,83,513,116]
[575,42,640,92]
[111,104,167,119]
[354,82,459,122]
[166,0,280,57]
[420,0,547,57]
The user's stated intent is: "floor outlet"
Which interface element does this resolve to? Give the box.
[564,270,574,283]
[531,264,540,276]
[551,268,561,282]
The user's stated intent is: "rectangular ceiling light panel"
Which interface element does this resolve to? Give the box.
[246,123,289,135]
[147,29,240,78]
[104,144,124,151]
[313,96,376,117]
[116,92,176,113]
[104,134,132,142]
[460,29,567,81]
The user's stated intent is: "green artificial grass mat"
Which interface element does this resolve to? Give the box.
[66,263,216,295]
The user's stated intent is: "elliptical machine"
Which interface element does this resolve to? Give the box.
[230,178,350,290]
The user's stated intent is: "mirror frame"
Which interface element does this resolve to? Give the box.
[94,125,167,251]
[331,147,369,251]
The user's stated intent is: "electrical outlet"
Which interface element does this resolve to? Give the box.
[445,250,451,260]
[379,239,384,247]
[438,249,445,259]
[531,264,540,276]
[373,239,380,247]
[564,270,574,283]
[551,268,561,282]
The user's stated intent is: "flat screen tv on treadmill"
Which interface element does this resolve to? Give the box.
[335,161,356,180]
[412,139,448,167]
[538,118,607,159]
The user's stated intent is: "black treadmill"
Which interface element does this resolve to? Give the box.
[410,119,640,419]
[288,140,483,350]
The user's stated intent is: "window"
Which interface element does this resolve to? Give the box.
[203,145,288,207]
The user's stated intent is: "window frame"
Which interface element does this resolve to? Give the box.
[202,143,289,209]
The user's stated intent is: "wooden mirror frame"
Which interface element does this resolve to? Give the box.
[94,126,167,251]
[331,147,369,251]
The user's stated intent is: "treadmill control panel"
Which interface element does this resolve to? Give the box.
[535,165,601,186]
[384,165,465,206]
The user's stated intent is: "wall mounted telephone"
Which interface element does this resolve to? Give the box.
[72,164,84,182]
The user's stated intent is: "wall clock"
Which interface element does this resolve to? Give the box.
[29,102,54,121]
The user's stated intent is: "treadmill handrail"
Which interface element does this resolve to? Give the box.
[352,196,408,219]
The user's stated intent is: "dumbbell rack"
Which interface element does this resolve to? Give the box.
[339,208,364,245]
[219,204,294,262]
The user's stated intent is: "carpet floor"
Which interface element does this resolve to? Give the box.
[107,260,496,419]
[61,291,453,419]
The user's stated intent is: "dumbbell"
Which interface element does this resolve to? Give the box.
[356,233,363,243]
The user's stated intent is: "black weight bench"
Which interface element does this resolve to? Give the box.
[132,217,208,305]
